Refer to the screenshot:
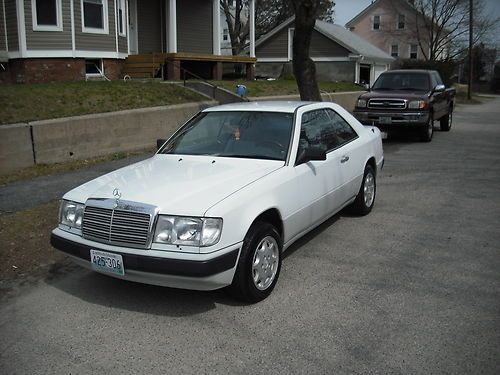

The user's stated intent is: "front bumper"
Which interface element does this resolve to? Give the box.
[353,110,430,130]
[51,228,241,291]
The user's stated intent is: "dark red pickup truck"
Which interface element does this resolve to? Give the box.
[353,70,455,142]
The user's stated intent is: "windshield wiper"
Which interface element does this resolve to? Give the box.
[398,88,426,91]
[222,154,282,161]
[373,87,394,90]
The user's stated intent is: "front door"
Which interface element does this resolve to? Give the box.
[128,0,138,54]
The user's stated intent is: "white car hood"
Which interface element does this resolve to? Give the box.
[63,154,283,216]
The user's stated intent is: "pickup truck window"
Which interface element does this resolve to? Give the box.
[372,73,430,91]
[161,111,294,161]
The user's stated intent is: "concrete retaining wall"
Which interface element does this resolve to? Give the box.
[249,91,363,112]
[0,101,215,175]
[0,124,35,173]
[0,91,363,176]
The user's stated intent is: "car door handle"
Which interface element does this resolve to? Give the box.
[340,155,349,163]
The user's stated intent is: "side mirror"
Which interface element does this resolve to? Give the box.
[296,147,327,165]
[433,84,445,93]
[157,139,167,151]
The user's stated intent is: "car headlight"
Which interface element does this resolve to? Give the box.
[154,216,223,247]
[408,100,428,109]
[356,99,367,108]
[59,200,84,229]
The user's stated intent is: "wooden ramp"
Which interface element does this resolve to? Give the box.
[122,54,166,79]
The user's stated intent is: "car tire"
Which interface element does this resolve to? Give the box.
[420,112,434,142]
[230,222,282,303]
[440,108,452,131]
[350,164,376,216]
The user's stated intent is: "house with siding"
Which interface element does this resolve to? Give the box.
[345,0,438,61]
[255,18,393,85]
[0,0,257,84]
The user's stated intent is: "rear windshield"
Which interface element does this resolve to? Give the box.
[372,73,430,91]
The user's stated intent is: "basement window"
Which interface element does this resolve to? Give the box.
[86,59,104,76]
[32,0,63,31]
[82,0,109,34]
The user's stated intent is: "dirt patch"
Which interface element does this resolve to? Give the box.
[0,201,71,299]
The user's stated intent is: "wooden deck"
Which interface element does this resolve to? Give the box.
[122,53,256,79]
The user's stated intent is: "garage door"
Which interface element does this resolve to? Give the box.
[373,64,387,82]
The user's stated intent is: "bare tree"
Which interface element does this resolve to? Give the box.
[220,0,335,56]
[385,0,499,61]
[290,0,322,101]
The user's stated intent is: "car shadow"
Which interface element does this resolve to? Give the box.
[45,210,361,315]
[44,260,248,317]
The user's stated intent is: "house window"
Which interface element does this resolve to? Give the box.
[373,15,380,30]
[82,0,109,34]
[223,28,229,41]
[391,44,399,58]
[116,0,126,36]
[86,59,104,75]
[410,44,418,59]
[397,14,405,29]
[31,0,63,31]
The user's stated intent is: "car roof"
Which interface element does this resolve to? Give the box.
[382,69,434,74]
[203,101,318,113]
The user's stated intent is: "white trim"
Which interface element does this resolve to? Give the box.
[31,0,63,31]
[114,0,118,53]
[249,0,255,58]
[126,0,130,53]
[212,0,220,55]
[16,0,27,56]
[2,0,8,52]
[15,49,128,59]
[81,0,109,34]
[70,0,75,57]
[167,0,176,53]
[116,0,126,37]
[7,51,21,58]
[355,60,360,84]
[287,27,294,61]
[257,57,354,63]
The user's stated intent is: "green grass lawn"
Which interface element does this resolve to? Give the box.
[1,79,362,125]
[0,81,205,125]
[213,79,363,97]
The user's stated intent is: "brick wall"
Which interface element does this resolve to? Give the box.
[103,59,124,80]
[0,58,125,84]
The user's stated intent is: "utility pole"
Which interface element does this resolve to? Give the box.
[467,0,473,100]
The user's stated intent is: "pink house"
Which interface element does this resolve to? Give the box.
[345,0,434,61]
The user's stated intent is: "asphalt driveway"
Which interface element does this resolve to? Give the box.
[0,98,499,374]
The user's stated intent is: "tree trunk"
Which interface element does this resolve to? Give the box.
[291,0,322,101]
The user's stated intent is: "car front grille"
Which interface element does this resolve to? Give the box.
[82,203,153,249]
[368,99,406,109]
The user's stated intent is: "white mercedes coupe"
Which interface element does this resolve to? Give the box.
[51,101,384,302]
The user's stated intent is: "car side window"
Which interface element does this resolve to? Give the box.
[325,109,358,146]
[433,72,443,86]
[430,73,438,89]
[299,109,338,152]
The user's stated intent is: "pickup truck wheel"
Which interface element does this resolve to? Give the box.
[230,222,282,303]
[420,113,434,142]
[440,109,452,131]
[350,164,376,216]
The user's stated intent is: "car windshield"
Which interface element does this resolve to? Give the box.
[372,73,430,91]
[160,111,294,161]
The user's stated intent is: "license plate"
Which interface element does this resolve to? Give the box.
[379,116,392,124]
[381,131,388,139]
[90,250,125,276]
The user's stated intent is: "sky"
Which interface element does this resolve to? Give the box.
[334,0,500,48]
